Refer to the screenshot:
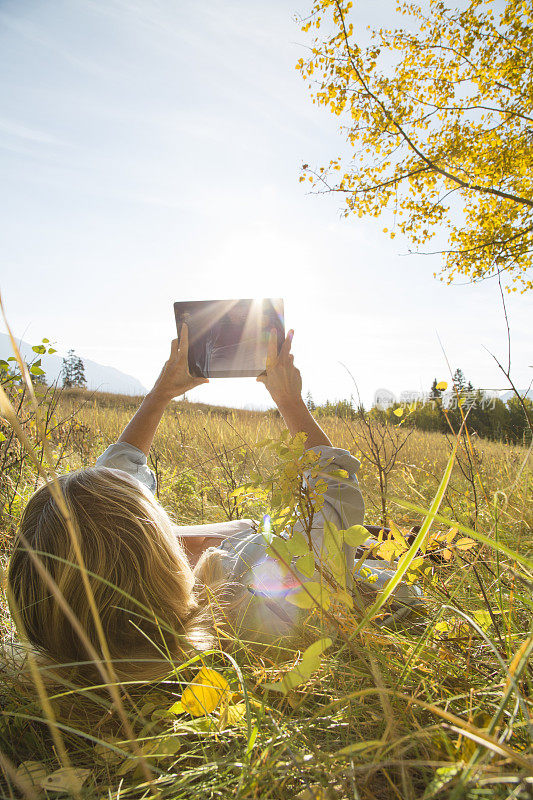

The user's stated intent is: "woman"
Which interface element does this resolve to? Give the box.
[8,326,366,683]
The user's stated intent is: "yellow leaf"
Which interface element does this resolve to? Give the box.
[343,524,369,547]
[181,667,230,717]
[223,702,247,727]
[266,539,291,566]
[473,610,492,631]
[445,527,458,543]
[455,537,476,550]
[393,407,404,417]
[436,381,447,391]
[435,620,451,633]
[329,468,349,478]
[504,636,533,693]
[377,539,404,562]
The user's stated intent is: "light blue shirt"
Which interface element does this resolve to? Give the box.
[96,441,422,635]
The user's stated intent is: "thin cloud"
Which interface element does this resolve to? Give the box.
[0,118,66,146]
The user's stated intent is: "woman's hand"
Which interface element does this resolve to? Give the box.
[151,324,208,403]
[117,325,208,456]
[256,328,302,405]
[179,533,226,568]
[257,328,331,449]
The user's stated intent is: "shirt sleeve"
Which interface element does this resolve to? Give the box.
[95,442,157,494]
[222,446,366,642]
[294,445,365,578]
[304,445,365,530]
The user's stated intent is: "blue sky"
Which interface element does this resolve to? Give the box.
[1,0,531,409]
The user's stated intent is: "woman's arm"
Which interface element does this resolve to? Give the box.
[118,324,208,456]
[257,329,332,450]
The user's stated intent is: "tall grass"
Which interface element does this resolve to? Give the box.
[1,384,531,800]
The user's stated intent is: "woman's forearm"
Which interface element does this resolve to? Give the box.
[117,391,169,456]
[275,395,332,450]
[118,328,208,457]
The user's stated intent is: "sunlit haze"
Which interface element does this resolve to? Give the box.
[1,0,530,409]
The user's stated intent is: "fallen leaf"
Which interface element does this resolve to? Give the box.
[455,537,476,550]
[39,768,91,794]
[16,761,47,794]
[181,667,230,717]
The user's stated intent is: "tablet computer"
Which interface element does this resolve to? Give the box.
[173,298,284,378]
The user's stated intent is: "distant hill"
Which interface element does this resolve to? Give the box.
[500,389,533,403]
[0,333,146,396]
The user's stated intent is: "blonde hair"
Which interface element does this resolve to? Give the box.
[7,467,221,684]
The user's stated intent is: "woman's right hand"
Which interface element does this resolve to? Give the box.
[256,328,302,406]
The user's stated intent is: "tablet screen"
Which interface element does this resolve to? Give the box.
[173,298,284,378]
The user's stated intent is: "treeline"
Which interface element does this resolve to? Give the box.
[306,376,532,446]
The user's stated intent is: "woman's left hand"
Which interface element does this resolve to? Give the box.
[151,324,209,402]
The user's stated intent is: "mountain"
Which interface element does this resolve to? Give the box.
[0,333,146,396]
[500,389,533,403]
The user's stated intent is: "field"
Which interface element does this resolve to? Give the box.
[1,385,532,800]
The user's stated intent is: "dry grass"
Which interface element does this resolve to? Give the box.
[1,386,532,800]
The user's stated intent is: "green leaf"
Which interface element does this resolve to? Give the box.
[42,338,49,343]
[343,524,369,547]
[328,552,346,585]
[264,637,332,694]
[48,347,57,354]
[30,365,45,376]
[32,344,46,354]
[323,518,343,556]
[266,539,291,566]
[0,432,6,443]
[286,581,331,611]
[295,552,315,578]
[334,739,383,757]
[285,530,308,557]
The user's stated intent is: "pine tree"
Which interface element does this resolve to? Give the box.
[452,368,467,393]
[72,356,86,389]
[429,378,442,400]
[62,350,76,388]
[62,350,86,388]
[305,391,316,412]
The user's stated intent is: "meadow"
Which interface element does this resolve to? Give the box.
[0,383,532,800]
